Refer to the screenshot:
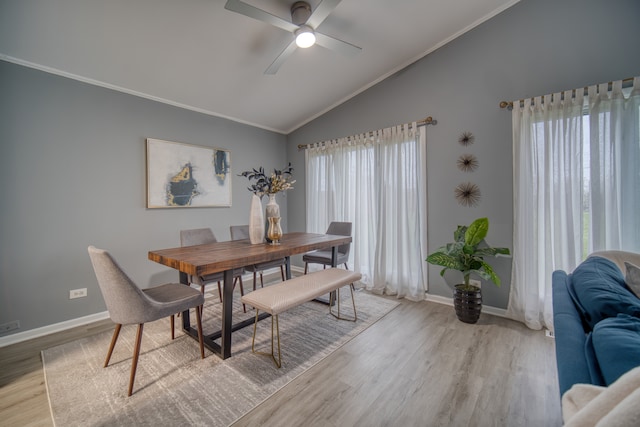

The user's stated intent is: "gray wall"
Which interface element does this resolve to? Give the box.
[0,60,287,334]
[286,0,640,308]
[2,0,640,337]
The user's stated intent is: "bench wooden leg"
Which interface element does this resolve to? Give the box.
[329,283,357,322]
[251,310,282,368]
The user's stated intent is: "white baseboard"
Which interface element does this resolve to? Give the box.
[290,265,305,274]
[0,311,110,348]
[425,293,508,318]
[0,266,308,348]
[243,265,305,280]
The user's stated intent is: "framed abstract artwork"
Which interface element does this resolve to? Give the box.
[146,138,231,208]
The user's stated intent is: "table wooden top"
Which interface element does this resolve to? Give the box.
[148,231,351,276]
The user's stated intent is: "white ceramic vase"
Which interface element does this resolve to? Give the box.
[248,194,264,244]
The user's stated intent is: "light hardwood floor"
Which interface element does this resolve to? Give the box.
[0,319,114,427]
[0,296,562,426]
[234,297,562,426]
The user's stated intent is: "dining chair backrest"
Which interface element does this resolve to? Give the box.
[88,245,206,396]
[88,246,156,325]
[180,228,217,247]
[326,221,352,258]
[230,225,250,241]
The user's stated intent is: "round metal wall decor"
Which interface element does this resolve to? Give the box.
[458,131,475,146]
[457,154,479,172]
[455,182,481,207]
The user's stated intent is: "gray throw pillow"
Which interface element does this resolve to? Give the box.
[625,261,640,299]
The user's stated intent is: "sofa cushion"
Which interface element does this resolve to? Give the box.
[584,332,606,387]
[552,270,594,396]
[592,314,640,385]
[625,262,640,299]
[566,275,589,332]
[572,256,640,329]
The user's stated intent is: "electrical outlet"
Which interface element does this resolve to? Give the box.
[69,288,87,299]
[469,279,481,288]
[0,320,20,334]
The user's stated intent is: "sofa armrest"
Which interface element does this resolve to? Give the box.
[553,270,593,397]
[589,250,640,275]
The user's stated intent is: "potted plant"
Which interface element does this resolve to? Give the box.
[426,217,510,323]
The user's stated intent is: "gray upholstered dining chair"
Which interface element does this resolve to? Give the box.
[303,221,352,274]
[180,228,246,313]
[230,225,286,290]
[87,246,205,396]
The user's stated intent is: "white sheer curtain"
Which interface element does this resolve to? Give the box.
[305,123,428,300]
[589,80,640,251]
[507,77,640,330]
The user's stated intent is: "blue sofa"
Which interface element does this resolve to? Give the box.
[552,250,640,397]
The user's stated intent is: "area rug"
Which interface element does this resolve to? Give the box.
[42,289,398,426]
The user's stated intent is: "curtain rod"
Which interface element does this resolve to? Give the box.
[499,77,635,110]
[297,116,437,150]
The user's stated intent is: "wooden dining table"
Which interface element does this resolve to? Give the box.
[148,232,352,359]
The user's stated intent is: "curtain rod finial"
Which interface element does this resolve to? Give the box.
[499,101,513,110]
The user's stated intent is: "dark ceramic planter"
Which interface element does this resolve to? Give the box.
[453,284,482,324]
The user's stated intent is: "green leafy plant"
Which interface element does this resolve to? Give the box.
[426,217,510,290]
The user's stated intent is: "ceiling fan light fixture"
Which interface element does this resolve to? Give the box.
[295,25,316,48]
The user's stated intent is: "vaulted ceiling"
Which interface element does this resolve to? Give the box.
[0,0,519,134]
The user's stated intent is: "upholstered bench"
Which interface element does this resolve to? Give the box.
[241,268,362,367]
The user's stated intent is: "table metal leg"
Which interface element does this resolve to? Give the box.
[220,269,234,359]
[285,256,291,280]
[329,246,338,305]
[179,270,230,358]
[180,272,191,331]
[309,246,338,306]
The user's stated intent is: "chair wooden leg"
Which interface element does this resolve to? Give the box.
[195,305,205,359]
[128,323,144,396]
[193,285,204,317]
[253,271,258,291]
[217,281,222,302]
[344,263,349,270]
[238,276,246,313]
[304,262,308,274]
[279,265,285,281]
[104,323,122,368]
[170,315,175,340]
[259,272,264,288]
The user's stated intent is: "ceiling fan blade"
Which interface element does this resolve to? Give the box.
[225,0,297,33]
[265,40,298,75]
[315,32,362,57]
[306,0,342,29]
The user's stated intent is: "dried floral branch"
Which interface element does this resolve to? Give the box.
[239,162,295,198]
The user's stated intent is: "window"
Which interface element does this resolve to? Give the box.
[305,125,428,300]
[508,77,640,330]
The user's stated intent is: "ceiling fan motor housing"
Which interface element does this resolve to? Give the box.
[291,1,312,25]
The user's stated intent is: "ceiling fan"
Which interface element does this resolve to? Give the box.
[224,0,362,74]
